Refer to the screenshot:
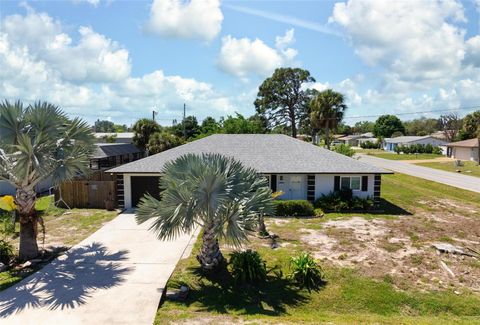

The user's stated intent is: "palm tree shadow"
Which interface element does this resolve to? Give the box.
[0,242,132,317]
[177,265,310,316]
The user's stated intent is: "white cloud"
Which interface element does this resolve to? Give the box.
[0,8,242,125]
[217,29,298,80]
[145,0,223,42]
[464,36,480,67]
[329,0,467,91]
[2,10,131,82]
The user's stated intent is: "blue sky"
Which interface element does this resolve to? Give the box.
[1,0,479,126]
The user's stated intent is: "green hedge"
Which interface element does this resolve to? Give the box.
[274,200,315,216]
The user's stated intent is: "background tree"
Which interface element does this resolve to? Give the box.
[404,117,440,136]
[94,119,115,132]
[113,124,129,132]
[352,121,374,134]
[132,118,161,151]
[254,67,315,138]
[173,115,200,140]
[0,100,95,260]
[439,113,462,142]
[136,154,274,271]
[460,110,480,140]
[200,116,221,136]
[373,115,405,138]
[309,89,348,149]
[147,132,184,155]
[222,113,266,134]
[336,122,352,135]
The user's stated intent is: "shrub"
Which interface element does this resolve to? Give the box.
[360,140,380,149]
[0,239,14,265]
[332,144,355,157]
[314,208,324,217]
[290,252,325,292]
[432,146,443,155]
[314,191,374,212]
[229,249,267,285]
[274,200,315,216]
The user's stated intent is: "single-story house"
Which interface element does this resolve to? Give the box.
[338,132,375,147]
[94,132,135,144]
[108,134,392,209]
[446,138,479,163]
[90,143,144,171]
[382,136,448,152]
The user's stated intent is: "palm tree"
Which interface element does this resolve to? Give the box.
[309,89,347,149]
[136,153,274,271]
[0,100,95,260]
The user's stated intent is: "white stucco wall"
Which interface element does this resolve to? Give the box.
[384,137,448,152]
[314,174,375,199]
[274,173,375,201]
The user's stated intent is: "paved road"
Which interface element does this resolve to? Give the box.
[358,154,480,194]
[0,212,199,325]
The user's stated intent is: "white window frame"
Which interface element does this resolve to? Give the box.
[340,176,361,191]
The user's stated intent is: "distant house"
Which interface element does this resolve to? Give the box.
[382,136,448,152]
[446,138,479,163]
[338,132,376,147]
[94,132,135,144]
[90,143,144,171]
[108,134,391,209]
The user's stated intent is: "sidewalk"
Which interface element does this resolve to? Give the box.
[0,211,199,325]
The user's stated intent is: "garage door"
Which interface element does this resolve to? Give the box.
[131,176,161,207]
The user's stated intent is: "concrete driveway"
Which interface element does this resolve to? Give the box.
[0,211,198,325]
[358,154,480,193]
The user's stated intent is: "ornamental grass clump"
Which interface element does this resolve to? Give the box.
[290,252,325,292]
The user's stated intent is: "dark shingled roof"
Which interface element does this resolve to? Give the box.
[92,143,143,159]
[108,134,391,174]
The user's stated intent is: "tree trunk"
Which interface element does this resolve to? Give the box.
[258,214,269,237]
[16,188,38,261]
[325,126,331,149]
[290,111,297,138]
[197,221,223,271]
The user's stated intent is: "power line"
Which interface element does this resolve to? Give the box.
[342,105,479,120]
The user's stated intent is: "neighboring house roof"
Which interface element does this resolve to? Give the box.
[94,132,135,139]
[92,143,143,159]
[338,132,374,141]
[108,134,391,174]
[446,138,479,148]
[383,135,446,144]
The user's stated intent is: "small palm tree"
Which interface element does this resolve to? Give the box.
[136,153,274,271]
[0,100,95,260]
[310,89,347,149]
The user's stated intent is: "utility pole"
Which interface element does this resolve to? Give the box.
[183,103,186,139]
[152,109,157,122]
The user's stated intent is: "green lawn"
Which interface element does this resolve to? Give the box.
[0,205,118,291]
[416,161,480,178]
[155,174,480,324]
[367,152,444,160]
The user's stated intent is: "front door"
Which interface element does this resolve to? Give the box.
[289,175,304,200]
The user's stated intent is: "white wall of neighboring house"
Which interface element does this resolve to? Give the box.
[384,137,448,152]
[0,181,15,196]
[452,147,479,162]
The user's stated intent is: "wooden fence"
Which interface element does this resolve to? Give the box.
[55,180,116,209]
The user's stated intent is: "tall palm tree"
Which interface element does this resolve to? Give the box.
[0,100,95,260]
[136,153,274,271]
[309,89,348,149]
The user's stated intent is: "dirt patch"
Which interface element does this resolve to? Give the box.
[296,214,480,292]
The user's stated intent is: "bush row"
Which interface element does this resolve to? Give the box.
[314,189,374,212]
[360,140,381,149]
[394,143,442,155]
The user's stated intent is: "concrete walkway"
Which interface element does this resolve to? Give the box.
[358,154,480,193]
[0,211,199,325]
